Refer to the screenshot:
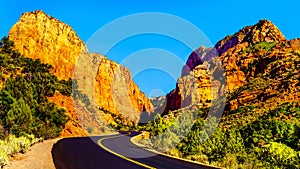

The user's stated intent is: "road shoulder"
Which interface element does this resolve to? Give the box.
[130,133,223,169]
[3,138,60,169]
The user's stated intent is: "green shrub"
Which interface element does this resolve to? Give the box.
[189,154,209,164]
[23,134,41,145]
[244,42,276,53]
[150,128,180,152]
[57,78,72,97]
[12,136,31,153]
[5,135,30,154]
[261,142,300,168]
[167,148,183,158]
[0,150,8,168]
[0,134,40,168]
[0,37,69,139]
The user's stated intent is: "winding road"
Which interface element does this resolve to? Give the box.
[52,132,219,169]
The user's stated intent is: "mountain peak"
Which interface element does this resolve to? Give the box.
[9,10,87,79]
[29,9,45,15]
[215,19,286,56]
[20,10,52,21]
[243,19,286,44]
[8,11,154,128]
[257,19,273,25]
[182,20,287,77]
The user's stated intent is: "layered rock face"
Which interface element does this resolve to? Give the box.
[8,10,153,135]
[94,56,153,122]
[162,20,299,114]
[214,20,286,57]
[162,64,219,114]
[74,52,153,124]
[9,10,87,80]
[182,20,286,92]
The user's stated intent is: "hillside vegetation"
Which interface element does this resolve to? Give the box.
[0,37,71,167]
[140,20,300,169]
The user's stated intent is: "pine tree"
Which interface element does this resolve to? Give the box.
[5,98,32,136]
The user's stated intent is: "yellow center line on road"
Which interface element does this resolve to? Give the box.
[97,134,156,169]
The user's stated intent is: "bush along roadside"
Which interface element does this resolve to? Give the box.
[0,134,41,167]
[0,37,70,167]
[142,102,300,168]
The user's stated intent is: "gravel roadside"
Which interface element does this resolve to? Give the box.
[3,138,60,169]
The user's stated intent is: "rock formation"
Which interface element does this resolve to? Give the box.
[95,57,153,120]
[8,10,153,135]
[48,93,87,137]
[162,63,219,115]
[9,10,87,80]
[162,20,299,114]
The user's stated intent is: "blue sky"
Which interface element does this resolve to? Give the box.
[1,0,300,97]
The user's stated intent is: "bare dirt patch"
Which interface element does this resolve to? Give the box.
[4,138,60,169]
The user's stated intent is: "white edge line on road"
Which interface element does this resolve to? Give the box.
[98,135,156,169]
[130,134,225,169]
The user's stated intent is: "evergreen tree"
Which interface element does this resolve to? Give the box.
[5,98,32,136]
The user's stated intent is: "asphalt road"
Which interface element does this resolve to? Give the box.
[52,133,218,169]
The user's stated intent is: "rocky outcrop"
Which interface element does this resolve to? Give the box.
[162,20,298,114]
[8,10,153,135]
[74,52,153,124]
[48,93,87,137]
[94,57,153,123]
[182,20,286,77]
[162,64,221,114]
[181,47,217,77]
[215,20,286,56]
[150,96,166,110]
[8,10,87,80]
